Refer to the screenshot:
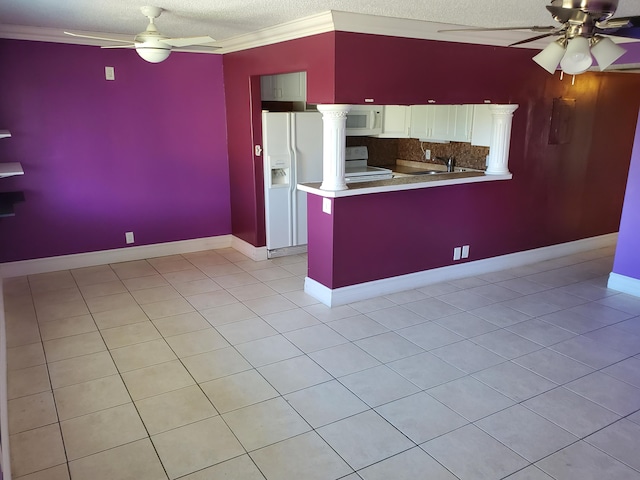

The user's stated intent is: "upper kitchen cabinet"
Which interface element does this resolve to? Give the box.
[409,105,471,142]
[261,72,307,102]
[470,104,493,147]
[375,105,411,138]
[449,105,473,143]
[410,105,440,141]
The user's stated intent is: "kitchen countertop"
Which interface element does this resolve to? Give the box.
[297,158,509,198]
[302,170,484,190]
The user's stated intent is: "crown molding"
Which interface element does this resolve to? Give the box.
[215,11,335,53]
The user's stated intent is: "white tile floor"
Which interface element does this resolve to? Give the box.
[3,245,640,480]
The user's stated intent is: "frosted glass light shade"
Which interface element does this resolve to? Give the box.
[136,45,171,63]
[591,36,626,70]
[533,40,566,74]
[560,36,593,75]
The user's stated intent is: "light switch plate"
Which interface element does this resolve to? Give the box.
[322,198,332,214]
[105,66,115,81]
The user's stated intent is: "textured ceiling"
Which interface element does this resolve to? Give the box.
[0,0,639,54]
[0,0,638,43]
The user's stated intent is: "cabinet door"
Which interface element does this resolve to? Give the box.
[278,72,306,102]
[409,105,429,139]
[449,105,473,142]
[430,105,451,140]
[261,72,307,101]
[376,105,411,138]
[260,75,278,101]
[471,104,493,147]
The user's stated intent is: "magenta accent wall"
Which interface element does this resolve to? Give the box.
[613,108,640,279]
[223,33,336,247]
[333,32,536,105]
[308,32,640,289]
[0,40,230,263]
[307,195,335,285]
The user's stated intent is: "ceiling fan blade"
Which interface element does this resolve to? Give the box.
[598,15,640,29]
[64,31,131,44]
[438,26,556,33]
[599,26,640,39]
[100,44,136,49]
[509,31,562,47]
[163,35,215,47]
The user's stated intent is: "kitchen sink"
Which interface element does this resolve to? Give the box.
[409,170,448,175]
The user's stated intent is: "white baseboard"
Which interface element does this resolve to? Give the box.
[607,272,640,298]
[0,287,11,480]
[0,235,235,278]
[306,233,618,307]
[231,237,268,261]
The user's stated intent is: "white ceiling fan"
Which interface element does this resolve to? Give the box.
[64,6,217,63]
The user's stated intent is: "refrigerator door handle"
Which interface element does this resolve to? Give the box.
[289,114,298,246]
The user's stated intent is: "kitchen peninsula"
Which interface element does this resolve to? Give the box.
[300,103,519,306]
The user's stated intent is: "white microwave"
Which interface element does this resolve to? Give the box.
[346,105,383,136]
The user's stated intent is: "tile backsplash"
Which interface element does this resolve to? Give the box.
[346,136,490,170]
[346,137,398,167]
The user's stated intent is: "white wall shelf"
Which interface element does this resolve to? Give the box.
[1,130,26,216]
[0,162,24,179]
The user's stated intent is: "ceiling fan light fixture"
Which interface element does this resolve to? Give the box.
[560,36,593,75]
[590,36,626,70]
[135,45,171,63]
[532,39,566,74]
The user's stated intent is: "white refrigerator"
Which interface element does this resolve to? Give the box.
[262,111,323,254]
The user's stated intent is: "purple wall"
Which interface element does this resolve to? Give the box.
[613,109,640,279]
[0,39,230,263]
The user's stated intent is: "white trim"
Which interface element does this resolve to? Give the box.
[305,233,618,306]
[214,11,335,54]
[231,236,268,261]
[0,284,11,480]
[304,277,334,306]
[607,272,640,298]
[0,235,233,279]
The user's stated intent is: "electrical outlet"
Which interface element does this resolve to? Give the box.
[453,247,462,261]
[424,149,431,160]
[462,245,470,259]
[125,231,134,244]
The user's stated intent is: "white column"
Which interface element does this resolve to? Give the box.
[317,104,351,191]
[486,104,519,175]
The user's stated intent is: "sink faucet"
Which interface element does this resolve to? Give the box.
[436,156,456,172]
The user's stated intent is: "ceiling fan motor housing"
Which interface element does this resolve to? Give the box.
[550,0,618,24]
